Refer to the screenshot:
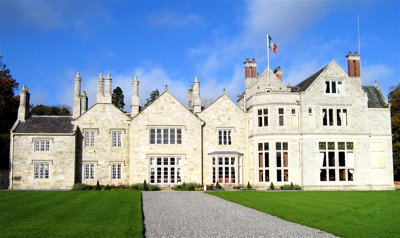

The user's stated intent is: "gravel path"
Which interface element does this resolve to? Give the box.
[142,191,337,238]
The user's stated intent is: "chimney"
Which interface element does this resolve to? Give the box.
[73,72,81,118]
[80,91,88,114]
[17,85,30,122]
[346,51,361,87]
[274,66,283,81]
[104,73,112,103]
[97,73,104,103]
[192,77,201,113]
[131,76,140,116]
[244,58,258,90]
[188,85,193,110]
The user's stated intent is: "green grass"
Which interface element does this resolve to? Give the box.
[0,190,143,238]
[207,190,399,238]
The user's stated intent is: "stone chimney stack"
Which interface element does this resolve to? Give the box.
[188,85,193,110]
[346,51,361,87]
[104,73,112,103]
[274,66,283,81]
[97,73,104,103]
[80,91,88,114]
[131,76,140,116]
[192,76,201,113]
[73,72,82,118]
[244,58,257,89]
[17,85,30,122]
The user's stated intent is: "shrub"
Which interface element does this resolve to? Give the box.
[172,182,201,191]
[143,180,148,191]
[72,183,94,191]
[94,180,101,191]
[130,182,160,191]
[280,182,302,190]
[147,185,161,191]
[103,184,111,190]
[269,182,275,190]
[215,181,222,189]
[247,181,253,189]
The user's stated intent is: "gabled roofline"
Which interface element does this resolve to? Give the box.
[73,102,132,121]
[201,91,245,113]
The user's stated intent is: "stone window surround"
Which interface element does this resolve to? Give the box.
[110,129,125,147]
[216,127,235,146]
[147,154,185,184]
[322,108,349,127]
[83,162,97,180]
[148,126,184,145]
[325,80,343,94]
[110,162,124,180]
[83,129,98,147]
[32,137,53,152]
[33,161,51,179]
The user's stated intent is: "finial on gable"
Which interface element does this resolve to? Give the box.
[134,75,138,81]
[223,88,226,95]
[164,85,168,92]
[195,76,199,82]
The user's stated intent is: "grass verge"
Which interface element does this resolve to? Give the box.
[207,190,399,238]
[0,190,143,238]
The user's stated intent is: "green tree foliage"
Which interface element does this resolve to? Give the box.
[112,86,125,110]
[144,89,159,107]
[388,84,400,180]
[0,56,19,169]
[30,104,71,116]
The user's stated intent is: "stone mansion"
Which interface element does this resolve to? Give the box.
[9,52,394,190]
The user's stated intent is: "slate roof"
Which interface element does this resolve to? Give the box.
[14,116,74,133]
[362,86,389,108]
[292,66,328,92]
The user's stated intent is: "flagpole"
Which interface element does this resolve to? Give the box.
[267,34,270,86]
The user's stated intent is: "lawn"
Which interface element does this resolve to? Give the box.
[0,190,143,238]
[207,190,399,238]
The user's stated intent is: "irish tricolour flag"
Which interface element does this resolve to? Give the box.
[268,35,278,53]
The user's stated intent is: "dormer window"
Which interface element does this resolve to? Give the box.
[325,81,342,93]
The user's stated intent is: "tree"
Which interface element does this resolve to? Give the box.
[388,84,400,180]
[0,56,19,170]
[112,86,125,110]
[144,89,159,107]
[30,104,71,116]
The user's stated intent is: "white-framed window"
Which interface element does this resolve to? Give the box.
[84,163,95,180]
[322,108,348,126]
[149,128,182,144]
[112,131,122,147]
[34,140,50,152]
[218,130,232,145]
[84,130,96,147]
[325,80,342,93]
[111,163,122,180]
[34,162,49,179]
[276,142,289,182]
[212,156,236,184]
[258,142,270,182]
[149,156,182,184]
[319,142,354,182]
[258,109,268,127]
[278,108,284,126]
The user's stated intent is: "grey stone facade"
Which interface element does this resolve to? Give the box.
[9,52,394,190]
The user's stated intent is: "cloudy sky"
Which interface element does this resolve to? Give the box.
[1,0,399,111]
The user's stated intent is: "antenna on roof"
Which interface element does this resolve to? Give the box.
[357,15,361,54]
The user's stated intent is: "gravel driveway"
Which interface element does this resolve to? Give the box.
[142,191,337,238]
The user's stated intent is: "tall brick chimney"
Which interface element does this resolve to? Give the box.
[244,58,257,90]
[346,51,361,87]
[274,66,283,81]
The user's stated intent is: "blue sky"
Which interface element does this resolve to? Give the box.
[1,0,399,111]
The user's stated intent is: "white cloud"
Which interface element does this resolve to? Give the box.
[147,9,202,29]
[361,64,393,86]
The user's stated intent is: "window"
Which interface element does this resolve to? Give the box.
[276,142,289,182]
[149,157,182,184]
[291,109,296,115]
[319,142,354,182]
[84,130,96,147]
[111,163,122,180]
[258,143,270,182]
[322,108,348,126]
[212,156,236,184]
[218,130,232,145]
[112,131,122,147]
[279,108,284,126]
[149,128,182,144]
[34,140,50,152]
[258,109,268,127]
[34,163,49,179]
[325,81,342,93]
[84,163,95,180]
[308,108,313,114]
